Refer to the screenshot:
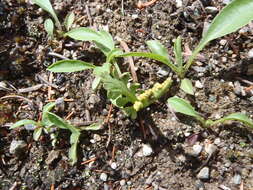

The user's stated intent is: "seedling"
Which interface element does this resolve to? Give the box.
[167,96,253,129]
[46,111,102,165]
[47,28,173,119]
[11,102,102,165]
[32,0,75,37]
[118,0,253,94]
[10,102,57,141]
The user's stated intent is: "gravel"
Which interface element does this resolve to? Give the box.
[197,167,210,180]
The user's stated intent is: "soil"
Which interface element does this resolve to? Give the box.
[0,0,253,190]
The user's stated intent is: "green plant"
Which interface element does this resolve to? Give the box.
[10,102,57,141]
[117,0,253,94]
[47,28,173,119]
[32,0,75,37]
[45,111,102,165]
[11,102,102,165]
[167,96,253,129]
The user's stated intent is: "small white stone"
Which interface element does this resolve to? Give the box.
[219,39,227,46]
[175,0,183,8]
[204,143,217,155]
[195,80,203,89]
[197,167,210,179]
[132,14,138,19]
[110,162,117,170]
[205,6,218,14]
[232,174,241,185]
[120,179,126,186]
[192,144,203,157]
[214,138,221,145]
[100,173,108,182]
[137,144,153,157]
[248,48,253,58]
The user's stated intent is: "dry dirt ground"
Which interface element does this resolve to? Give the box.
[0,0,253,189]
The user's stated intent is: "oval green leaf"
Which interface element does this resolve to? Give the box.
[167,96,200,118]
[11,119,38,129]
[47,60,95,72]
[64,11,75,31]
[44,18,54,37]
[180,78,195,95]
[146,40,169,60]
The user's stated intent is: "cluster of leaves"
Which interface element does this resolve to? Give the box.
[11,102,102,165]
[11,0,253,165]
[32,0,75,38]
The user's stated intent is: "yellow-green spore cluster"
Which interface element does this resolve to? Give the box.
[133,78,172,111]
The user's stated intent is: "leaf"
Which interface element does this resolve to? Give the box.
[106,48,124,63]
[32,0,61,30]
[186,0,253,72]
[64,11,75,31]
[46,112,80,133]
[11,119,38,129]
[47,60,96,72]
[212,113,253,128]
[146,40,170,60]
[33,127,43,141]
[65,28,115,54]
[173,36,183,67]
[92,76,101,90]
[69,132,80,165]
[118,52,179,74]
[42,102,56,126]
[180,78,195,95]
[167,96,201,119]
[81,122,103,131]
[44,18,54,38]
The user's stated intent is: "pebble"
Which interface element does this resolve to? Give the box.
[137,144,153,157]
[45,150,60,165]
[110,162,117,170]
[214,138,221,145]
[100,173,108,182]
[205,6,218,14]
[195,180,205,190]
[197,167,210,180]
[195,80,203,89]
[192,144,203,157]
[24,124,36,131]
[232,174,241,185]
[120,179,126,186]
[247,48,253,58]
[9,140,27,156]
[222,0,232,5]
[219,185,231,190]
[219,39,227,46]
[204,143,217,155]
[175,0,183,8]
[157,67,169,77]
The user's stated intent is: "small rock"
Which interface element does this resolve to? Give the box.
[195,80,203,89]
[219,185,231,190]
[248,48,253,58]
[232,174,241,185]
[192,144,203,157]
[175,0,183,8]
[157,67,169,77]
[219,39,227,46]
[9,140,27,156]
[197,167,210,180]
[120,179,126,186]
[100,173,108,182]
[195,180,205,190]
[45,150,60,165]
[110,162,117,170]
[205,6,218,14]
[204,143,217,155]
[24,124,36,131]
[214,138,221,145]
[137,144,153,157]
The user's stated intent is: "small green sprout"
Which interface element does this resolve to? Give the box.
[46,111,102,165]
[10,102,56,141]
[167,96,253,129]
[32,0,75,37]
